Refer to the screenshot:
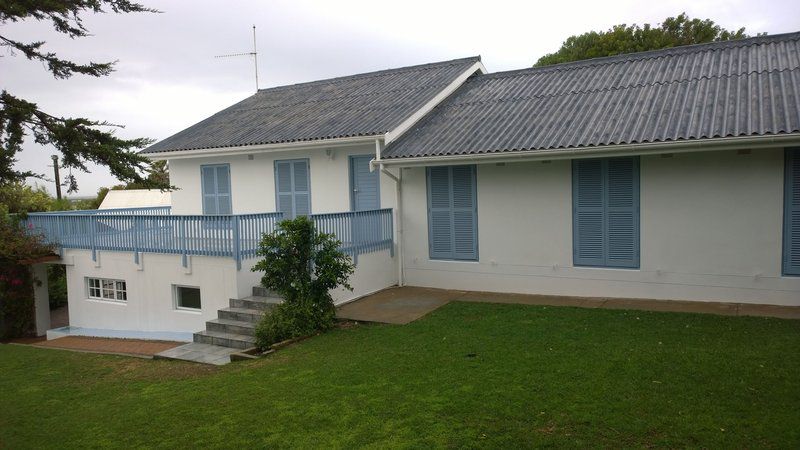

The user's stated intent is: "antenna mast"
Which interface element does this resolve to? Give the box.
[215,25,260,91]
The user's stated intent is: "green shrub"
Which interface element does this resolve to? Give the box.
[251,216,354,350]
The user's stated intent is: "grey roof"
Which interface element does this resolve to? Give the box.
[141,57,480,154]
[383,32,800,160]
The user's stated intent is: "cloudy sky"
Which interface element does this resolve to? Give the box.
[4,0,799,196]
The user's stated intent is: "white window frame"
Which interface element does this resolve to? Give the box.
[173,285,202,312]
[86,277,127,302]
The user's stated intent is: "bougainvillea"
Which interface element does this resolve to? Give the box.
[0,216,54,338]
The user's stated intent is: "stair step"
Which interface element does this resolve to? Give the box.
[218,307,264,323]
[207,318,256,336]
[253,286,280,297]
[229,295,282,311]
[193,330,255,350]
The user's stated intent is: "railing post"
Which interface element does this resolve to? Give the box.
[180,216,188,268]
[89,215,97,261]
[133,215,141,265]
[232,215,241,270]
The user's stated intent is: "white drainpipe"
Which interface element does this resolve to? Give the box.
[374,138,404,286]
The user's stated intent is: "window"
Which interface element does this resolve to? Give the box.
[201,164,232,215]
[174,285,201,310]
[427,165,478,261]
[784,148,800,276]
[572,156,640,269]
[275,159,311,219]
[87,277,127,302]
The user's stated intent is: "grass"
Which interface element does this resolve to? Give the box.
[1,301,799,448]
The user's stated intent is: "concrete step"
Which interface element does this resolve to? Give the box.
[229,295,282,311]
[193,330,255,350]
[253,286,280,298]
[206,318,256,336]
[218,307,264,323]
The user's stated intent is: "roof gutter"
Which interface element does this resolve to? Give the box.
[378,134,800,168]
[143,135,381,161]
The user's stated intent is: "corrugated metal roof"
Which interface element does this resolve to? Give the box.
[383,33,800,159]
[141,57,481,154]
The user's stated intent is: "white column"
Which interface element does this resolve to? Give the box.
[31,264,51,337]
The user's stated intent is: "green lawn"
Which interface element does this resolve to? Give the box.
[2,302,799,448]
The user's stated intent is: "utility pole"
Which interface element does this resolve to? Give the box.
[51,155,62,200]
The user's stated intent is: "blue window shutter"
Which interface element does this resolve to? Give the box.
[201,164,231,215]
[201,166,217,214]
[606,157,639,268]
[573,159,605,266]
[452,165,478,260]
[275,159,311,219]
[785,149,800,275]
[215,165,232,214]
[573,157,639,268]
[428,167,453,258]
[275,161,293,218]
[427,165,478,261]
[293,160,310,217]
[350,156,380,211]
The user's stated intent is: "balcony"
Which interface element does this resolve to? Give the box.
[25,207,394,269]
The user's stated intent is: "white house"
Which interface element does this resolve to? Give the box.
[27,33,800,351]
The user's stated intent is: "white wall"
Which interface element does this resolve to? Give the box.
[238,248,398,305]
[169,143,396,215]
[400,148,800,306]
[65,249,239,334]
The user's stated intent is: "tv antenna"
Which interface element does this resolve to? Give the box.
[215,25,260,91]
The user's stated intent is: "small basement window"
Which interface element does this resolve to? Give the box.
[174,285,201,311]
[87,277,127,302]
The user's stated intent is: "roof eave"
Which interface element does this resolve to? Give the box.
[143,135,383,161]
[378,134,800,167]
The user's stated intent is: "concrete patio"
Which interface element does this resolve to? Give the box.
[336,287,800,324]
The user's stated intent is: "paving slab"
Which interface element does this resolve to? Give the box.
[336,286,465,324]
[154,342,240,365]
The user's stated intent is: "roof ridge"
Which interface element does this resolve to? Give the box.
[481,31,800,81]
[442,66,800,110]
[255,56,480,94]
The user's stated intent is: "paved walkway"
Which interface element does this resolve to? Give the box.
[337,287,800,324]
[33,336,181,357]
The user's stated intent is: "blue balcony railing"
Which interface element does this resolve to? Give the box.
[25,207,394,269]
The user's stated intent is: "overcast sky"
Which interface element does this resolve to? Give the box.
[4,0,799,196]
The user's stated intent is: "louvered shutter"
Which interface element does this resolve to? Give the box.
[275,160,311,219]
[293,160,311,217]
[201,166,217,214]
[201,164,232,215]
[275,161,294,218]
[428,167,453,259]
[573,159,605,266]
[606,157,639,268]
[215,165,232,214]
[427,165,478,261]
[785,149,800,275]
[452,166,478,260]
[573,157,639,268]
